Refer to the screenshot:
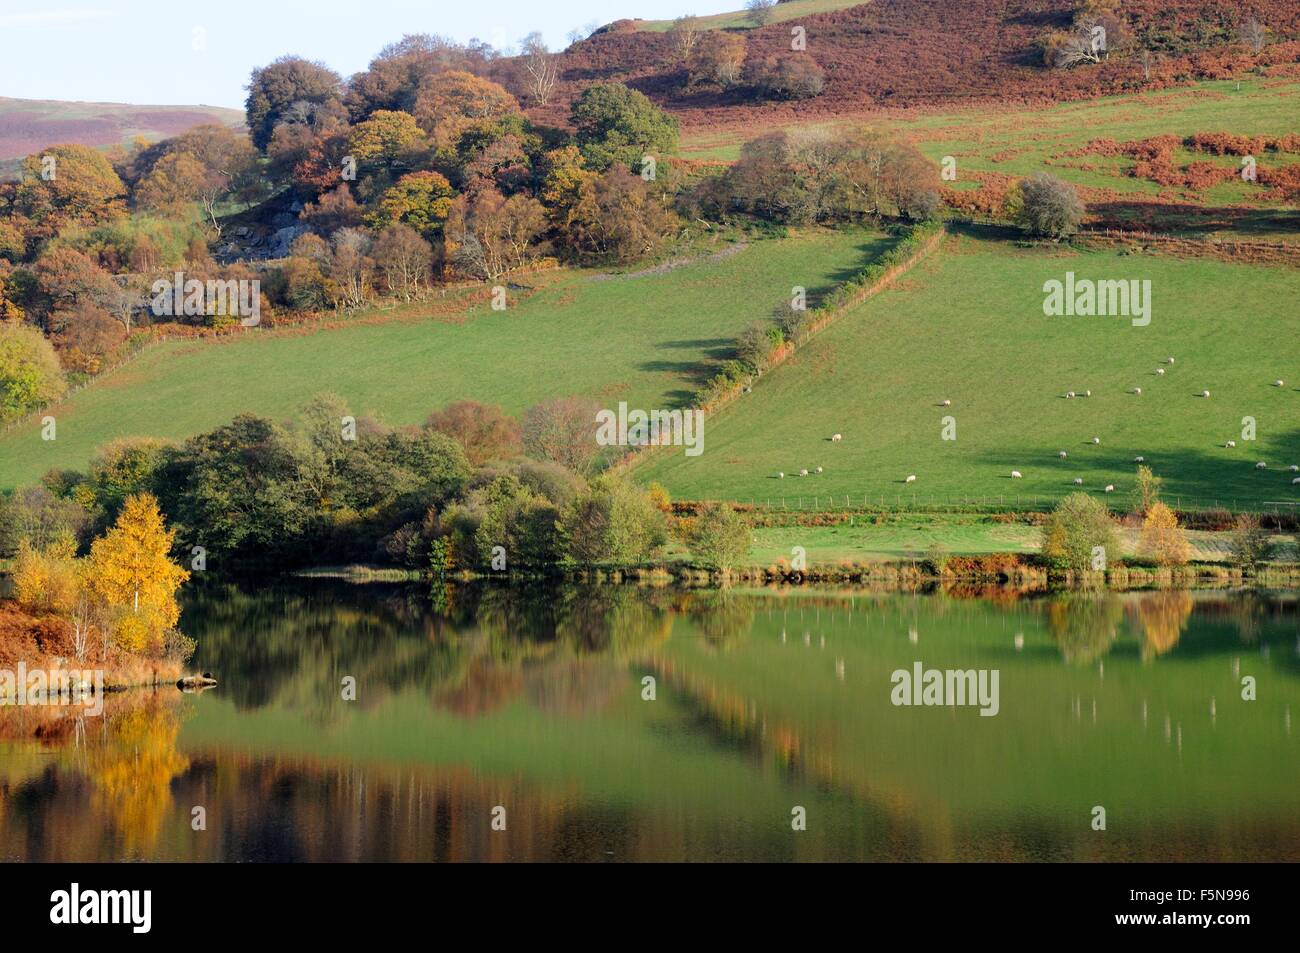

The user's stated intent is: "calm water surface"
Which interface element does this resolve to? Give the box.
[2,581,1297,861]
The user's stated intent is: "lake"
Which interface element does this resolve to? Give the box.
[2,581,1297,862]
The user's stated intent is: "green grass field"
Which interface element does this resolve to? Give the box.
[678,78,1300,241]
[0,229,884,489]
[635,231,1300,509]
[635,0,865,33]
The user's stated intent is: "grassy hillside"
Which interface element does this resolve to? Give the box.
[635,0,868,32]
[0,97,244,178]
[635,232,1300,509]
[0,229,882,490]
[679,78,1300,241]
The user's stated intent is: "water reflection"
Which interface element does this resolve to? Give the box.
[1,583,1297,861]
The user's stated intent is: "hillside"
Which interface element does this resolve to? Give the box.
[0,97,244,178]
[534,0,1300,129]
[634,231,1300,509]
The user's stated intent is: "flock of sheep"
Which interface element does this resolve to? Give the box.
[772,357,1298,488]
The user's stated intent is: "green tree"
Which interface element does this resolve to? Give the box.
[570,83,679,172]
[1041,492,1118,573]
[558,477,667,567]
[687,502,752,575]
[367,170,456,237]
[0,321,67,422]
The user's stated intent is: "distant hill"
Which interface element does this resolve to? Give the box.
[0,97,244,178]
[535,0,1300,130]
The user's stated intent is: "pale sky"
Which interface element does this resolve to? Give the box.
[0,1,733,108]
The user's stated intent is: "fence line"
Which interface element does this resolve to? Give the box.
[687,493,1296,517]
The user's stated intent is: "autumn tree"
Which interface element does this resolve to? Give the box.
[522,395,605,475]
[688,32,747,87]
[14,144,127,228]
[519,32,561,106]
[1139,501,1190,567]
[48,299,126,374]
[245,56,344,151]
[134,151,209,217]
[559,166,677,263]
[1132,464,1161,515]
[367,170,456,237]
[411,70,521,155]
[86,493,190,653]
[426,400,523,465]
[445,188,548,280]
[328,228,373,310]
[670,15,703,62]
[346,109,428,179]
[372,223,434,300]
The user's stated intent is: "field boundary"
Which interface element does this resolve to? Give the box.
[615,220,948,475]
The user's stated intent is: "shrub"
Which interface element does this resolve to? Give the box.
[1041,492,1118,573]
[1228,514,1270,572]
[687,502,752,574]
[1014,172,1084,239]
[1138,501,1190,566]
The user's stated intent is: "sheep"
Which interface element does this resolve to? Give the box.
[1134,456,1145,463]
[1167,357,1175,364]
[1058,450,1068,459]
[1293,477,1300,485]
[815,466,824,474]
[1201,390,1211,398]
[1274,380,1285,387]
[1226,440,1237,448]
[1084,389,1092,397]
[941,399,952,407]
[1156,368,1165,376]
[1105,485,1115,493]
[831,433,842,442]
[1256,461,1267,469]
[1133,387,1142,395]
[777,471,785,479]
[1066,391,1076,399]
[1011,470,1023,479]
[799,468,809,477]
[1092,437,1101,444]
[1290,465,1299,472]
[1073,478,1084,485]
[905,474,917,484]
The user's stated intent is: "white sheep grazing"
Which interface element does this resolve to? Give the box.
[1133,387,1142,395]
[777,471,785,479]
[1011,470,1022,479]
[1201,390,1211,398]
[1293,477,1300,485]
[1134,456,1145,463]
[1105,485,1115,493]
[1289,465,1299,472]
[799,468,809,477]
[1084,389,1092,397]
[1256,461,1267,469]
[1058,450,1068,459]
[1156,368,1165,376]
[1167,357,1175,364]
[1073,478,1084,485]
[1092,437,1101,444]
[1066,391,1076,399]
[815,466,824,474]
[1226,440,1237,448]
[1274,380,1285,387]
[905,474,917,484]
[941,399,952,407]
[831,433,842,442]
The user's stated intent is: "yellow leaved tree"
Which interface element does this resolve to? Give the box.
[1139,501,1191,567]
[87,493,190,653]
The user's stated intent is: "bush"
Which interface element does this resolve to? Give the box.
[1015,172,1084,240]
[747,54,826,100]
[1228,514,1270,572]
[688,502,752,574]
[1041,492,1118,573]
